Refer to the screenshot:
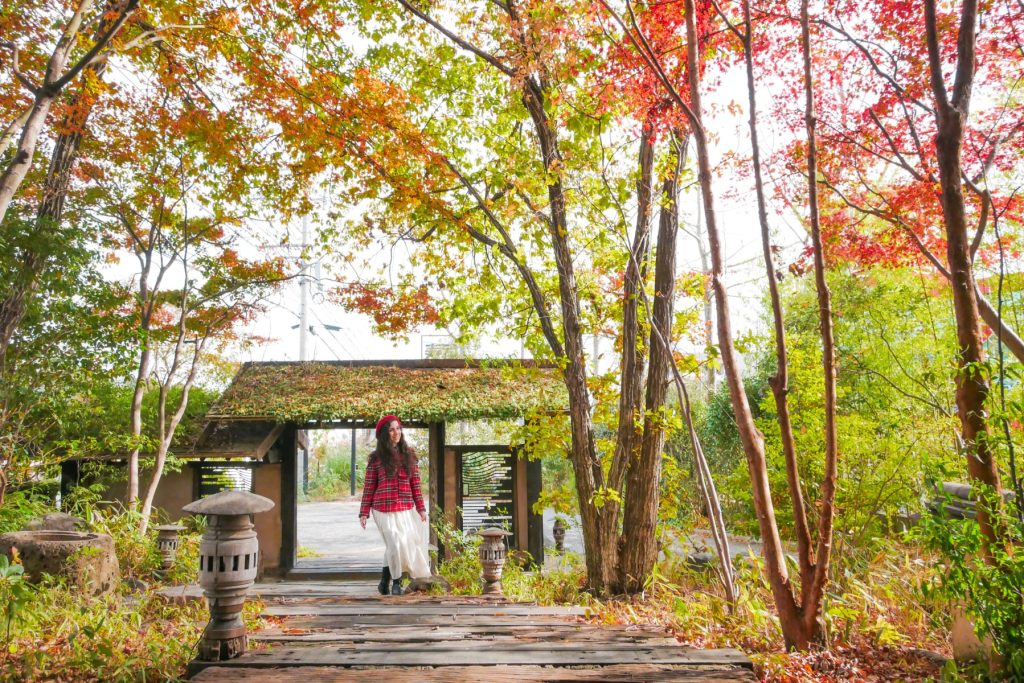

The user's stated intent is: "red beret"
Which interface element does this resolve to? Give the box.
[375,415,400,437]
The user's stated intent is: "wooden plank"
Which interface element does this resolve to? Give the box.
[263,604,587,617]
[201,645,752,668]
[252,635,682,647]
[253,624,671,641]
[277,615,593,628]
[192,664,757,682]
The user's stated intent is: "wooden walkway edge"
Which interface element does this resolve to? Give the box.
[186,581,756,682]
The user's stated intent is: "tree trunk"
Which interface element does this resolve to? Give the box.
[799,0,840,637]
[682,0,804,648]
[140,343,203,532]
[0,94,59,228]
[741,0,814,580]
[126,345,150,505]
[976,292,1024,364]
[0,0,126,365]
[618,135,685,592]
[521,76,617,592]
[609,127,655,498]
[924,0,1004,552]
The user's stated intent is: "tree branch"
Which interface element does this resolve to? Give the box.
[392,0,515,76]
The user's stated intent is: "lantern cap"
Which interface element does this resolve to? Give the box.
[153,523,185,531]
[183,490,275,516]
[476,527,512,538]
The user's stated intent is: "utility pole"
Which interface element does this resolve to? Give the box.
[351,429,357,496]
[299,214,310,362]
[298,215,310,495]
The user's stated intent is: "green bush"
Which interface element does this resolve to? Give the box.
[0,490,53,534]
[919,489,1024,677]
[0,581,206,681]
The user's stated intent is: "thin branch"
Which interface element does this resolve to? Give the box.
[49,0,140,93]
[393,0,515,76]
[0,42,39,92]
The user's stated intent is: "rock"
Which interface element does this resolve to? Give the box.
[124,577,149,593]
[22,512,86,532]
[405,574,452,594]
[0,531,121,595]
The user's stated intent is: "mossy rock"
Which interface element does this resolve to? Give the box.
[405,574,452,594]
[0,531,120,595]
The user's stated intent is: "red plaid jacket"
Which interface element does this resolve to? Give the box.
[358,452,426,517]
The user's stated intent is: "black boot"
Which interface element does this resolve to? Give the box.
[378,566,391,596]
[390,578,404,596]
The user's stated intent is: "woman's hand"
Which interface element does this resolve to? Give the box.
[419,511,427,523]
[359,516,367,529]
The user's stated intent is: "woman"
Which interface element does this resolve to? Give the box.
[358,414,430,595]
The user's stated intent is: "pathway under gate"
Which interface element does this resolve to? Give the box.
[187,581,755,681]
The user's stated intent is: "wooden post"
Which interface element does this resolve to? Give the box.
[428,422,445,559]
[280,424,298,573]
[59,459,81,511]
[527,456,544,567]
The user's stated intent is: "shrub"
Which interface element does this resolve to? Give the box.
[919,489,1024,677]
[0,490,53,534]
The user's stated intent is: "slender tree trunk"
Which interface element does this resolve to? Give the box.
[693,205,715,393]
[741,0,814,580]
[127,345,150,505]
[682,0,804,647]
[924,0,1004,551]
[140,339,204,533]
[798,0,840,637]
[0,94,59,228]
[609,127,655,498]
[618,136,685,592]
[976,293,1024,364]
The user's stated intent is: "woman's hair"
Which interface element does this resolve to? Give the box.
[374,418,415,477]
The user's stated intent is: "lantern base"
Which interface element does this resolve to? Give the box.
[198,633,247,661]
[482,580,503,595]
[197,615,248,661]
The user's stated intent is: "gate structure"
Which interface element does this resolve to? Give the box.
[63,360,567,577]
[440,445,543,565]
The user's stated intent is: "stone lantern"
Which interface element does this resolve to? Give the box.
[477,527,512,595]
[552,517,567,553]
[182,490,274,662]
[153,524,185,572]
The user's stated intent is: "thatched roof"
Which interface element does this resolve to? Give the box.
[207,360,568,423]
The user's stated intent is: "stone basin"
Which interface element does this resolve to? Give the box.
[0,530,121,595]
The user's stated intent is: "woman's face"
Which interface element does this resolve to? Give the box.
[388,421,402,447]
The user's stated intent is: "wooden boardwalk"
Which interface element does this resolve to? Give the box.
[188,581,755,682]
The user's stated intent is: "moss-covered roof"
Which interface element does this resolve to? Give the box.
[207,360,568,423]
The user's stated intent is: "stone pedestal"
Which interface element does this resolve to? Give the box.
[0,531,120,595]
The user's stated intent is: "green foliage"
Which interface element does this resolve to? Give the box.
[918,490,1024,677]
[587,540,947,680]
[0,554,31,648]
[0,582,205,681]
[695,267,962,539]
[432,517,484,594]
[432,516,588,604]
[0,502,202,679]
[0,490,53,534]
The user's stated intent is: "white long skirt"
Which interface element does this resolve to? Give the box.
[371,508,431,579]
